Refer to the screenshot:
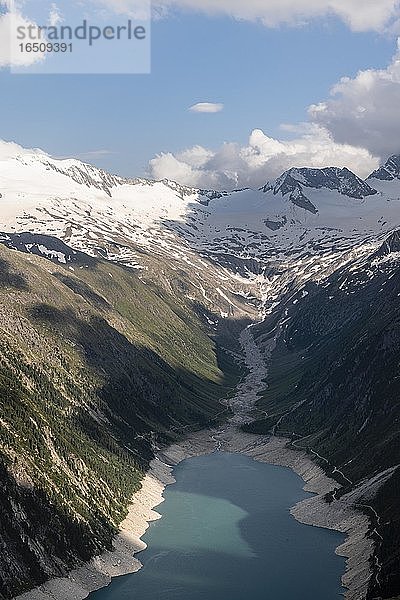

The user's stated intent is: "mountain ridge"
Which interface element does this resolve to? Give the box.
[9,146,400,193]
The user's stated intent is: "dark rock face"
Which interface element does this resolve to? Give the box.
[368,155,400,181]
[288,186,318,214]
[264,216,287,231]
[371,230,400,259]
[245,230,400,600]
[0,232,97,265]
[262,166,377,214]
[271,166,378,199]
[0,463,110,600]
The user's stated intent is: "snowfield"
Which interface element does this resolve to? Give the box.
[1,148,400,308]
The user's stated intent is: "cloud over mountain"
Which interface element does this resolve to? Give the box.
[148,125,378,190]
[309,41,400,158]
[149,41,400,190]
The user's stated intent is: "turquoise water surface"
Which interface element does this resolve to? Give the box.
[89,452,346,600]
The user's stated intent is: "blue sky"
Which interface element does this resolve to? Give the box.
[1,2,399,187]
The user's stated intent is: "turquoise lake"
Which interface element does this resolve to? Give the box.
[89,452,346,600]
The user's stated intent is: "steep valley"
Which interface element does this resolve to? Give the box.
[0,149,400,599]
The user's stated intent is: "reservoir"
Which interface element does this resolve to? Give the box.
[90,452,346,600]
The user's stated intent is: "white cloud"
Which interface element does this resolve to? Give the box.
[49,3,63,27]
[148,125,378,190]
[93,0,400,32]
[309,41,400,158]
[89,0,151,20]
[150,37,400,190]
[189,102,224,114]
[0,8,46,68]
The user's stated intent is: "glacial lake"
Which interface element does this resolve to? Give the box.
[90,452,346,600]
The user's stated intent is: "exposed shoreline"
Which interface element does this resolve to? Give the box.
[15,426,374,600]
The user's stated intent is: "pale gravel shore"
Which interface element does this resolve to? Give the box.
[15,425,375,600]
[14,460,174,600]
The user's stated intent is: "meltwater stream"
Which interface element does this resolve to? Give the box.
[90,452,346,600]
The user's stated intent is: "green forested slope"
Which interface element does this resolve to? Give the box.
[0,245,241,599]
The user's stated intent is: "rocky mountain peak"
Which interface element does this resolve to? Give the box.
[268,166,377,200]
[372,230,400,260]
[368,155,400,181]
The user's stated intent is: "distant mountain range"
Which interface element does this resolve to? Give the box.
[0,148,399,599]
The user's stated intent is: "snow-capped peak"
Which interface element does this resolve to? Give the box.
[265,166,377,200]
[1,144,400,281]
[368,155,400,182]
[373,230,400,257]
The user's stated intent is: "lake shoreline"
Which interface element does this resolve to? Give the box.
[14,426,374,600]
